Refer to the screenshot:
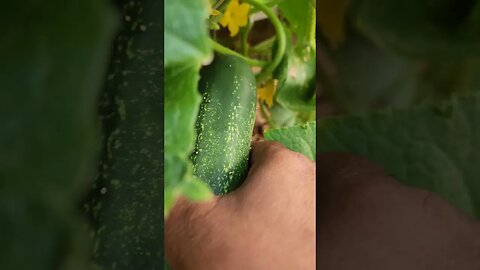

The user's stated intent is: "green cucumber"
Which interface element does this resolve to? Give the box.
[192,54,257,195]
[82,0,163,269]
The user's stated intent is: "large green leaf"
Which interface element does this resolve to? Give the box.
[164,63,213,216]
[165,0,212,66]
[165,64,202,155]
[265,122,316,161]
[354,0,480,59]
[164,0,213,216]
[318,94,480,218]
[277,0,316,53]
[0,1,117,269]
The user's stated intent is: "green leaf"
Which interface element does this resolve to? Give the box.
[354,0,480,59]
[165,63,213,215]
[257,0,280,5]
[319,32,417,113]
[165,64,202,155]
[165,0,213,216]
[268,102,297,128]
[415,58,480,103]
[264,122,316,161]
[318,94,480,218]
[165,0,212,66]
[181,177,215,201]
[274,44,316,112]
[277,0,316,53]
[0,0,117,269]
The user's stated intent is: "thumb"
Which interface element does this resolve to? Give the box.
[231,140,314,196]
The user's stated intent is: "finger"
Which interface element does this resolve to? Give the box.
[249,140,284,167]
[231,140,314,198]
[249,140,314,173]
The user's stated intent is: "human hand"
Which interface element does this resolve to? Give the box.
[166,144,480,270]
[165,141,316,270]
[317,153,480,270]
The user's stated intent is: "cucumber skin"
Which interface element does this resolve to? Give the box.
[82,0,163,269]
[192,55,256,195]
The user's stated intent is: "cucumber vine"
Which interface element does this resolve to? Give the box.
[210,0,287,85]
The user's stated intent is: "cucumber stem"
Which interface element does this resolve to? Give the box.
[210,39,267,67]
[307,1,316,52]
[241,19,253,56]
[259,101,274,128]
[214,0,228,10]
[243,0,286,84]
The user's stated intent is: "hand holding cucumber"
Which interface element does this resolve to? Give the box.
[166,145,480,269]
[165,141,316,270]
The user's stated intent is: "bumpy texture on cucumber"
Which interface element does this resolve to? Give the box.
[192,54,257,195]
[82,0,164,269]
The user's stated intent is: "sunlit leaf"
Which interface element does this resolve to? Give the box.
[278,0,316,53]
[165,0,212,65]
[265,122,316,161]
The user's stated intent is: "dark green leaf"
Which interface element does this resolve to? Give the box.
[355,0,480,59]
[319,32,417,113]
[0,1,117,269]
[274,49,316,112]
[318,94,480,218]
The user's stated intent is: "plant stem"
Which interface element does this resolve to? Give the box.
[210,39,267,67]
[250,36,276,53]
[259,101,274,128]
[243,0,287,84]
[241,20,253,56]
[213,0,227,10]
[307,1,316,52]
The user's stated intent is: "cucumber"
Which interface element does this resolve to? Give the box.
[82,0,164,269]
[192,54,257,195]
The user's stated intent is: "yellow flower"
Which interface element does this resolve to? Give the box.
[257,79,276,107]
[219,0,250,37]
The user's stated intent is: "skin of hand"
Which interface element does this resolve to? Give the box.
[166,142,480,270]
[317,153,480,270]
[165,141,316,270]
